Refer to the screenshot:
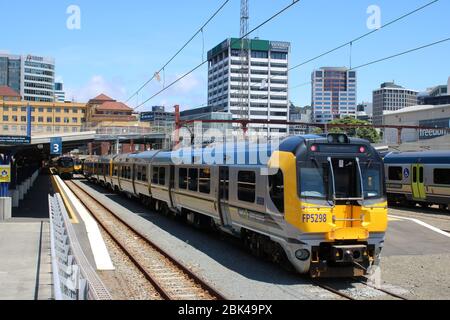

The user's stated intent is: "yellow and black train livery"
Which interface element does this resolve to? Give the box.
[84,134,388,277]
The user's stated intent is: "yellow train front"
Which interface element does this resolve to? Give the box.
[271,134,388,277]
[55,156,75,180]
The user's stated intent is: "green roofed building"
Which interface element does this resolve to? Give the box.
[207,38,290,135]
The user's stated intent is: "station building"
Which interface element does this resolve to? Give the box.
[0,86,87,136]
[383,104,450,144]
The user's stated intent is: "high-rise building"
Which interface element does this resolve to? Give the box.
[372,82,418,125]
[311,67,357,123]
[54,82,65,102]
[0,53,55,102]
[207,38,290,134]
[418,77,450,106]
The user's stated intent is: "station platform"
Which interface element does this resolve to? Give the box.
[0,173,53,300]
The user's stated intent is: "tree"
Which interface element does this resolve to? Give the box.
[328,117,380,143]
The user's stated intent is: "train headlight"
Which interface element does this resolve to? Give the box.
[295,249,310,261]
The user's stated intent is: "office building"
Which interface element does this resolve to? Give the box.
[54,82,65,102]
[311,67,357,123]
[0,93,86,135]
[207,38,290,134]
[418,77,450,106]
[372,82,418,126]
[0,53,56,102]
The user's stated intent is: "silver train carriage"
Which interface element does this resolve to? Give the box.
[84,134,389,277]
[385,151,450,210]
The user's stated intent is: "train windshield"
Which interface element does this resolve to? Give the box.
[299,162,330,200]
[360,162,385,199]
[58,158,74,168]
[299,158,384,201]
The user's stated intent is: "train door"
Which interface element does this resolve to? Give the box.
[411,164,426,200]
[218,166,232,228]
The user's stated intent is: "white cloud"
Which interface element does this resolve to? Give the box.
[65,75,127,103]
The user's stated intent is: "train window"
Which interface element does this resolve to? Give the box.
[179,168,188,189]
[159,167,166,185]
[388,167,403,181]
[152,167,159,184]
[199,169,211,194]
[238,171,256,203]
[361,163,384,199]
[434,169,450,185]
[412,167,417,183]
[269,170,284,213]
[136,166,142,181]
[419,167,424,184]
[142,166,148,182]
[220,167,229,200]
[189,168,198,191]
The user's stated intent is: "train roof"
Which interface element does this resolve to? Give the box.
[384,151,450,164]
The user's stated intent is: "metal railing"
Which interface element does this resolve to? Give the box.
[48,194,112,300]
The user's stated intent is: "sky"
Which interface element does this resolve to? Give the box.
[1,0,449,112]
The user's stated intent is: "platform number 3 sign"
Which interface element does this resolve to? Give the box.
[51,137,63,156]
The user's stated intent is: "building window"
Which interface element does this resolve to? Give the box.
[38,117,44,123]
[64,117,70,123]
[238,171,256,203]
[3,107,8,112]
[73,108,78,113]
[270,51,287,60]
[12,116,18,122]
[64,108,69,113]
[55,108,61,113]
[251,50,268,59]
[72,118,78,123]
[55,117,61,123]
[47,117,52,123]
[47,108,52,112]
[38,108,44,112]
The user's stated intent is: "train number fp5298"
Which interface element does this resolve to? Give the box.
[302,214,327,223]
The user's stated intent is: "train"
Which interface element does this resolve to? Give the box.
[83,133,388,278]
[55,156,75,180]
[385,151,450,210]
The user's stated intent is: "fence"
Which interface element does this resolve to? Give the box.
[48,194,112,300]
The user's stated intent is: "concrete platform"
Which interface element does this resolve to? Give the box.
[0,220,52,300]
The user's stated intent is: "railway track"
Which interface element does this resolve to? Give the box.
[65,180,226,301]
[313,278,408,300]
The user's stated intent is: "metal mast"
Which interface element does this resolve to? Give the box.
[238,0,250,121]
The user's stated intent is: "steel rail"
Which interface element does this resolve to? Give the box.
[65,180,226,300]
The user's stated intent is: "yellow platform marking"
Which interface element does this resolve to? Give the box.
[50,175,79,224]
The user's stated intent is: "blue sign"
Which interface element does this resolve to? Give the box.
[0,136,31,145]
[403,168,410,179]
[50,137,62,155]
[140,112,155,122]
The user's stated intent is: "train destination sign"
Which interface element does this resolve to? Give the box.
[0,135,31,145]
